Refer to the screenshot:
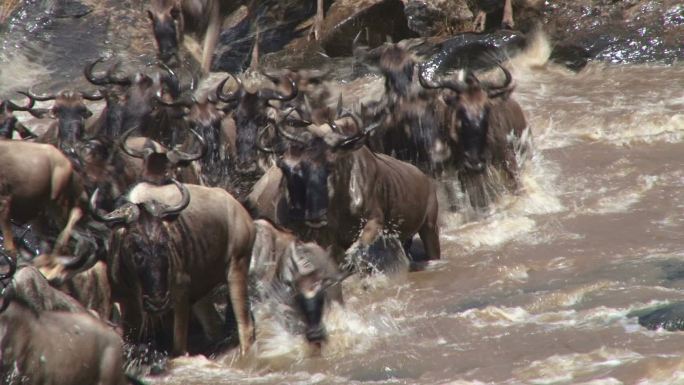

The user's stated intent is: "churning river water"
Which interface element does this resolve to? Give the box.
[2,7,684,384]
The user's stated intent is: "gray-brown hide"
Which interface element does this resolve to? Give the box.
[0,97,36,140]
[0,266,132,385]
[276,124,441,266]
[95,181,255,356]
[473,0,515,32]
[250,219,343,343]
[419,65,529,201]
[0,141,84,255]
[148,0,242,73]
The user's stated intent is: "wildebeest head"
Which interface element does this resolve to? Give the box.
[148,0,184,67]
[24,89,103,150]
[90,179,190,314]
[85,58,183,141]
[419,64,514,173]
[217,73,298,174]
[0,96,34,139]
[276,112,375,228]
[379,44,417,99]
[285,242,350,344]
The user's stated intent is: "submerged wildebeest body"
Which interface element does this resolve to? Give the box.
[0,258,139,385]
[91,180,255,355]
[0,141,84,255]
[148,0,245,73]
[250,219,347,343]
[275,121,441,267]
[419,64,529,207]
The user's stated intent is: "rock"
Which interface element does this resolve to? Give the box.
[421,30,527,74]
[637,302,684,331]
[403,0,474,36]
[543,0,684,69]
[53,0,92,19]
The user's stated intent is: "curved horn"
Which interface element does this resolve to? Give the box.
[6,93,35,111]
[339,110,362,133]
[81,90,105,101]
[119,126,146,158]
[89,188,138,225]
[155,179,190,218]
[255,123,277,154]
[159,62,181,98]
[20,89,56,102]
[0,249,16,281]
[259,75,298,102]
[418,64,466,93]
[260,68,281,84]
[168,127,207,164]
[216,73,242,103]
[484,64,514,98]
[84,58,110,86]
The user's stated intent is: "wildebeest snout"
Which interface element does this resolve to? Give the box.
[463,151,486,173]
[295,290,327,343]
[142,292,171,313]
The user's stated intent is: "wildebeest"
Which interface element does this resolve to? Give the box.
[418,64,529,206]
[215,72,298,199]
[0,252,141,385]
[0,96,36,140]
[0,141,84,255]
[89,179,255,355]
[84,58,186,144]
[250,218,350,344]
[22,88,104,153]
[275,117,441,266]
[473,0,515,32]
[148,0,244,73]
[361,42,446,174]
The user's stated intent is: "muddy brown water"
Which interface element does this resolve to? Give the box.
[2,11,684,383]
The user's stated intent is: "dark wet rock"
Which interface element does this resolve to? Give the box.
[636,302,684,331]
[421,30,527,74]
[53,0,92,19]
[543,0,684,69]
[402,0,474,36]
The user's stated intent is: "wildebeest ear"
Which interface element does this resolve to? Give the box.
[146,9,155,22]
[27,108,49,119]
[332,133,366,153]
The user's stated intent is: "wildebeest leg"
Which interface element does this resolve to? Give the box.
[172,294,191,355]
[473,11,486,32]
[227,254,254,355]
[200,0,221,74]
[0,196,15,252]
[309,0,325,40]
[504,149,522,193]
[502,0,515,29]
[54,207,83,254]
[418,194,440,260]
[192,294,224,341]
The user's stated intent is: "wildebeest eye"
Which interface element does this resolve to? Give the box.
[170,8,181,20]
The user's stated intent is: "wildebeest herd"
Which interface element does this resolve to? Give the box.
[0,1,529,383]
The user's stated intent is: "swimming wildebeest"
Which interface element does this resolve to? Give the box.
[275,115,441,266]
[0,141,84,255]
[0,252,142,385]
[89,179,255,356]
[418,64,530,206]
[250,219,350,344]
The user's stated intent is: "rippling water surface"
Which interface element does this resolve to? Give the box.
[2,7,684,384]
